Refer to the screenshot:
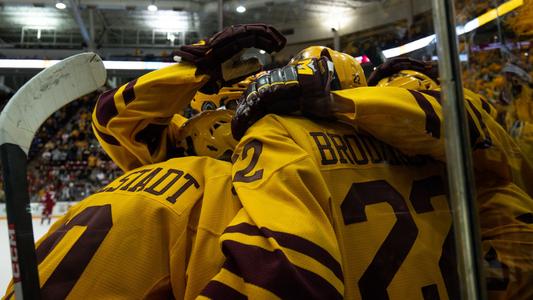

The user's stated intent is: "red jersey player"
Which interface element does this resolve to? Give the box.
[40,186,56,225]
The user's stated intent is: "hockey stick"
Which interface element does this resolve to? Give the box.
[0,53,106,299]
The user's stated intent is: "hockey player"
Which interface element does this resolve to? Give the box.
[92,24,284,172]
[226,54,533,299]
[3,24,285,299]
[353,60,533,299]
[39,186,56,225]
[196,50,457,299]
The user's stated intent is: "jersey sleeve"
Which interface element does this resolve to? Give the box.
[331,87,532,193]
[92,62,208,171]
[199,115,344,299]
[331,86,489,161]
[463,88,499,120]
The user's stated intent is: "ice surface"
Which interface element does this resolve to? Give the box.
[0,218,57,292]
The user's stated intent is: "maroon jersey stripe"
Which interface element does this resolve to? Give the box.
[40,205,113,299]
[420,89,491,149]
[224,222,343,281]
[123,79,137,105]
[93,124,121,146]
[36,228,70,264]
[134,123,167,155]
[220,240,343,299]
[516,213,533,224]
[466,100,493,149]
[95,88,119,126]
[200,280,247,300]
[408,90,441,139]
[480,99,492,115]
[419,90,442,104]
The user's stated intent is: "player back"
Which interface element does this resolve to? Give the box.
[3,156,239,300]
[231,114,455,300]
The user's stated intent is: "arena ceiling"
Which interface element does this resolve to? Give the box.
[0,0,385,51]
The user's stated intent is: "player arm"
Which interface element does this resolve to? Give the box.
[92,62,208,171]
[330,87,495,161]
[332,86,529,185]
[413,90,532,191]
[331,87,449,160]
[199,116,344,299]
[463,88,499,119]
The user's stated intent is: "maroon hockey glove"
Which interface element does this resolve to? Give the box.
[367,57,439,86]
[232,57,334,140]
[175,24,286,94]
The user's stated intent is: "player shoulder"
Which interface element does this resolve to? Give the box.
[242,113,356,145]
[251,113,327,132]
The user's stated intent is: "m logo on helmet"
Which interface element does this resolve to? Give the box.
[296,59,315,76]
[289,46,367,89]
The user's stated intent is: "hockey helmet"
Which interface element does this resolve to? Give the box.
[376,70,439,90]
[178,109,237,161]
[289,46,367,89]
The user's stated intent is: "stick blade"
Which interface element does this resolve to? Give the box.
[0,52,106,154]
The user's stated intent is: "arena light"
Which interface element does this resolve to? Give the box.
[381,0,523,58]
[382,35,436,58]
[146,11,189,31]
[148,0,158,12]
[463,0,523,34]
[323,6,351,31]
[0,59,173,70]
[10,11,61,29]
[55,1,66,10]
[432,54,469,62]
[102,61,173,70]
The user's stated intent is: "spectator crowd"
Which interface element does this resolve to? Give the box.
[0,91,121,204]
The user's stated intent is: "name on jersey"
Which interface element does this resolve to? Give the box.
[97,167,200,204]
[310,132,431,167]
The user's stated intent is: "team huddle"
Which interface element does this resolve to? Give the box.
[4,24,533,300]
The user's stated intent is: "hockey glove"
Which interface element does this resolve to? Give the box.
[232,57,334,140]
[174,24,286,94]
[367,57,439,86]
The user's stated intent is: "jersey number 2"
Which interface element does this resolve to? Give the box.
[234,140,264,183]
[341,177,452,300]
[36,205,113,299]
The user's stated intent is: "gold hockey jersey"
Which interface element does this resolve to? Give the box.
[331,87,533,197]
[92,62,208,171]
[200,114,455,300]
[330,86,533,298]
[3,157,239,300]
